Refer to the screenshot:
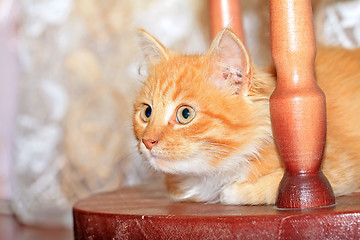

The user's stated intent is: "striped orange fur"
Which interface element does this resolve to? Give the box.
[133,29,360,204]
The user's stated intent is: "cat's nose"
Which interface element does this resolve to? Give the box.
[142,138,158,150]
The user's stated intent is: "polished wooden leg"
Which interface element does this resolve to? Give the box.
[269,0,335,209]
[208,0,245,42]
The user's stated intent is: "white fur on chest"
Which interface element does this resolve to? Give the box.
[174,160,250,203]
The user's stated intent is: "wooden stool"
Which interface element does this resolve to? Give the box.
[73,0,359,238]
[73,184,360,239]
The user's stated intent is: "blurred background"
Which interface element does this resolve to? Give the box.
[0,0,360,230]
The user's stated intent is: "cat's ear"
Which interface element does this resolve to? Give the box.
[137,29,169,67]
[208,29,252,95]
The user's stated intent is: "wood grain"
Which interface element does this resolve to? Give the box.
[269,0,335,208]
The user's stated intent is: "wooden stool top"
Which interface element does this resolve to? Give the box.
[73,184,360,239]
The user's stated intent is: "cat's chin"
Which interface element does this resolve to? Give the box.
[148,156,166,172]
[148,155,182,174]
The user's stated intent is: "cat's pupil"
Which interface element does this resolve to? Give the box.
[182,108,190,119]
[145,106,152,118]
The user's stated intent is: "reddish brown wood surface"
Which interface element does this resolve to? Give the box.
[73,184,360,239]
[208,0,245,43]
[269,0,335,208]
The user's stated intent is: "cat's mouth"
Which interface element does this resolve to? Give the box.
[141,145,173,162]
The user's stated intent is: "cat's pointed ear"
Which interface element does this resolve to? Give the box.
[208,29,252,95]
[137,29,169,67]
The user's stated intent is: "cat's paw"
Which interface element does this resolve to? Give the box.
[220,170,283,205]
[220,181,259,205]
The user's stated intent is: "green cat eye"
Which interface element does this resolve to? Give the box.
[176,106,195,124]
[140,104,152,122]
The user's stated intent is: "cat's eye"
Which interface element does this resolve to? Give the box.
[140,104,152,122]
[176,106,195,124]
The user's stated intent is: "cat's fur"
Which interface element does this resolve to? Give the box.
[133,29,360,205]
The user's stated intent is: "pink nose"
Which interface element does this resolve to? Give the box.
[142,138,158,150]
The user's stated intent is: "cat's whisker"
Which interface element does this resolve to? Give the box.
[206,142,242,152]
[199,146,232,154]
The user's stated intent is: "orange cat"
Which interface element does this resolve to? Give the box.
[133,29,360,205]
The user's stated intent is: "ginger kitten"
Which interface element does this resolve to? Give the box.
[133,29,360,204]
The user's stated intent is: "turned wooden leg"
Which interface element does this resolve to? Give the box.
[269,0,335,208]
[208,0,245,43]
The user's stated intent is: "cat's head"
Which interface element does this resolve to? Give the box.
[133,29,272,175]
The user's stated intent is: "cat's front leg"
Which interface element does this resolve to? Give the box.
[220,169,283,205]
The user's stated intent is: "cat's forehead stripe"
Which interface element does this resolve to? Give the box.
[201,109,246,129]
[170,67,205,102]
[155,65,191,102]
[160,79,173,98]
